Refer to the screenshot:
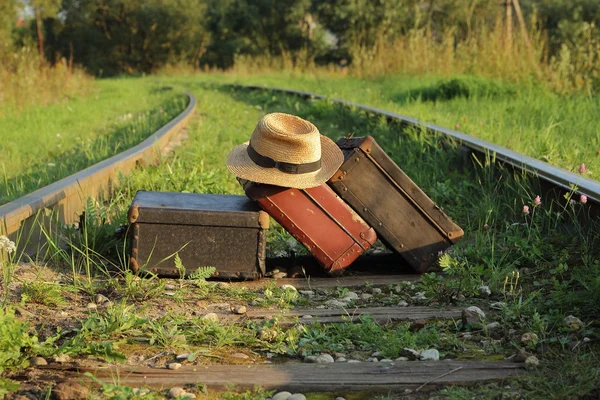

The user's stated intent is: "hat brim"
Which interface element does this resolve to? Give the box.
[227,135,344,189]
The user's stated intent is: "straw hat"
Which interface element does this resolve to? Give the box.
[226,113,344,189]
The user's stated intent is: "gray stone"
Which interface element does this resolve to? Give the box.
[521,332,539,345]
[86,302,97,310]
[326,300,347,308]
[333,352,346,358]
[301,315,313,319]
[380,359,394,363]
[462,306,486,325]
[232,305,247,314]
[299,290,314,297]
[486,322,501,331]
[419,349,440,361]
[167,363,182,370]
[360,293,373,300]
[168,387,186,398]
[395,357,409,361]
[371,351,382,357]
[335,397,347,400]
[273,272,287,279]
[30,356,48,366]
[335,357,347,363]
[288,394,306,400]
[164,284,177,291]
[525,356,539,368]
[371,288,383,295]
[94,294,109,304]
[564,315,583,330]
[280,284,297,291]
[231,353,249,359]
[401,348,420,360]
[303,356,318,363]
[397,300,409,307]
[347,359,361,363]
[341,291,359,300]
[164,291,176,297]
[176,353,190,361]
[478,285,492,297]
[316,354,335,363]
[367,357,379,362]
[272,392,292,400]
[53,354,71,363]
[183,394,196,399]
[202,313,219,322]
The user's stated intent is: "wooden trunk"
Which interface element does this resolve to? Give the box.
[243,182,377,276]
[128,191,268,280]
[328,136,463,273]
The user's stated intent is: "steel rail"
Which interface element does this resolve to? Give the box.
[242,85,600,207]
[0,91,196,242]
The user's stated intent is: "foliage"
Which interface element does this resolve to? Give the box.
[56,0,210,75]
[0,308,40,374]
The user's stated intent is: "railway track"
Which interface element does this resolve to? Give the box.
[2,84,599,398]
[0,91,196,245]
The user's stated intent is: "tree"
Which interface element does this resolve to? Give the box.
[203,0,318,69]
[56,0,210,75]
[24,0,60,62]
[0,0,19,55]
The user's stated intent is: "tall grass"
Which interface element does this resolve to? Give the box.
[225,19,599,94]
[0,47,92,116]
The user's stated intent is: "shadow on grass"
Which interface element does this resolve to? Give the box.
[391,76,518,105]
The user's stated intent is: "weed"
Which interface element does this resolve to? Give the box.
[20,280,66,307]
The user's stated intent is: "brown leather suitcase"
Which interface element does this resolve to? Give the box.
[328,136,464,273]
[128,191,268,280]
[243,181,377,276]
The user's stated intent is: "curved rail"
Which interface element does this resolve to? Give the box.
[242,85,600,207]
[0,92,196,242]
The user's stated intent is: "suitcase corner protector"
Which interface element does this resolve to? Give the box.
[447,228,465,242]
[128,204,140,223]
[258,211,270,229]
[129,257,140,273]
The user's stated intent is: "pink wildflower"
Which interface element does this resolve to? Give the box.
[533,195,542,206]
[578,163,587,174]
[455,124,461,129]
[522,205,530,214]
[580,194,588,204]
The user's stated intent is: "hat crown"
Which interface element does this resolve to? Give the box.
[250,113,321,164]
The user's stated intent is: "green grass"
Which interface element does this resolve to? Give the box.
[0,79,187,205]
[2,76,600,398]
[161,72,600,182]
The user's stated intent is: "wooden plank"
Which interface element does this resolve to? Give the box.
[66,361,524,392]
[246,306,462,324]
[239,274,420,289]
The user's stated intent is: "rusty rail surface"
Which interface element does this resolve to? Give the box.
[0,92,196,243]
[242,85,600,208]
